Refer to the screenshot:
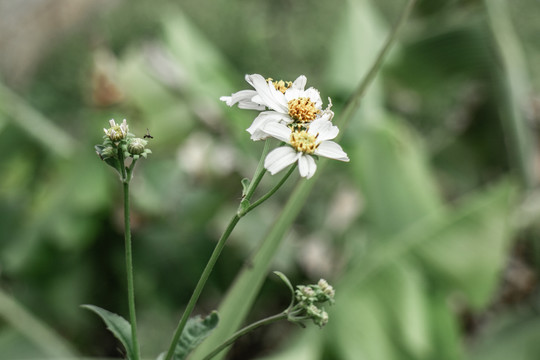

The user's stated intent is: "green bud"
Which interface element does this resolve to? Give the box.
[128,138,148,155]
[101,146,117,159]
[306,304,322,317]
[318,279,335,301]
[318,311,329,327]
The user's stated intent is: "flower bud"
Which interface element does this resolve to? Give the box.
[319,311,329,327]
[306,304,322,317]
[303,287,315,298]
[318,279,335,299]
[104,119,129,141]
[101,145,116,159]
[128,138,147,155]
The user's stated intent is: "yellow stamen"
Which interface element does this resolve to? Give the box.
[267,78,293,94]
[290,130,319,154]
[288,97,320,123]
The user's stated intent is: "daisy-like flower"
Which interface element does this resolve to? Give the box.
[262,118,349,179]
[221,74,333,141]
[104,119,128,141]
[247,74,332,141]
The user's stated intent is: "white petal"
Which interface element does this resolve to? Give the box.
[250,128,271,141]
[220,90,258,107]
[238,102,266,110]
[292,75,307,90]
[247,111,289,141]
[304,87,323,108]
[109,119,116,127]
[298,154,317,179]
[262,122,292,143]
[247,74,288,113]
[305,155,317,178]
[315,141,349,161]
[220,96,232,104]
[318,109,334,122]
[264,147,300,175]
[284,88,302,102]
[245,73,256,86]
[308,119,339,141]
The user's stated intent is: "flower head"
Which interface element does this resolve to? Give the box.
[262,118,349,179]
[288,280,335,328]
[245,74,333,141]
[295,285,317,304]
[220,74,334,141]
[97,118,152,178]
[104,119,129,141]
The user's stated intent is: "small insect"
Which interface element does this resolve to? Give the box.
[143,128,154,139]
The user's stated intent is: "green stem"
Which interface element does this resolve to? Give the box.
[189,2,418,359]
[243,139,271,201]
[164,214,241,360]
[123,180,140,360]
[244,164,297,215]
[164,140,282,360]
[203,313,287,360]
[338,0,417,131]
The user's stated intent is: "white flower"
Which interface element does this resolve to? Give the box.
[246,74,331,141]
[262,118,349,179]
[220,74,333,141]
[104,119,129,141]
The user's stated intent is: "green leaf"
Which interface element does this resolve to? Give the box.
[332,180,514,360]
[95,145,121,172]
[163,311,219,360]
[414,182,515,308]
[485,0,536,189]
[352,115,443,238]
[81,304,134,360]
[241,178,250,197]
[273,271,295,311]
[468,308,540,360]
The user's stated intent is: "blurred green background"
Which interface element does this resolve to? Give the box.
[1,0,540,359]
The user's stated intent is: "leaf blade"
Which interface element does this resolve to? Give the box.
[82,304,134,360]
[163,311,219,360]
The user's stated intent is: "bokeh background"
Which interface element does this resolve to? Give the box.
[1,0,540,359]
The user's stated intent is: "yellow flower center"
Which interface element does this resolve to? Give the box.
[288,97,320,123]
[290,130,319,154]
[267,78,293,94]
